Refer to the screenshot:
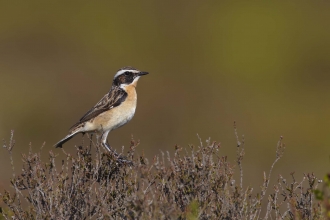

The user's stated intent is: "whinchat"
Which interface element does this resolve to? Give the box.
[54,66,149,155]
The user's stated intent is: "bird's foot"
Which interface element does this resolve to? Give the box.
[103,143,133,165]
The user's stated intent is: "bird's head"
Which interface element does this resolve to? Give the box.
[113,66,149,89]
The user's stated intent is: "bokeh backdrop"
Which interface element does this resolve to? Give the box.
[1,1,330,192]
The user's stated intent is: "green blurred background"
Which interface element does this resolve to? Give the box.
[0,1,330,191]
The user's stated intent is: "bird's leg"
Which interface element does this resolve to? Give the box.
[103,142,121,157]
[101,130,112,151]
[103,143,115,154]
[88,133,93,152]
[100,129,118,154]
[100,130,132,165]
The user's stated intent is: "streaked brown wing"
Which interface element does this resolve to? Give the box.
[69,87,127,130]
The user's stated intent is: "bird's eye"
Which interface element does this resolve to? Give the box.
[124,72,130,76]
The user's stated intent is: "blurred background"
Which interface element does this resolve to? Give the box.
[0,1,330,193]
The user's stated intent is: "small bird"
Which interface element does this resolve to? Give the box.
[54,66,149,155]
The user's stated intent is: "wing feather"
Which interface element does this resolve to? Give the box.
[69,87,127,131]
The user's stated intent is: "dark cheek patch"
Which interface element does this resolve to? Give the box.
[114,74,134,86]
[121,76,126,83]
[124,75,134,84]
[116,75,126,85]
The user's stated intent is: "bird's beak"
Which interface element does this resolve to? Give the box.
[138,71,149,76]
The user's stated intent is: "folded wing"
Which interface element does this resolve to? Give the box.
[69,87,128,132]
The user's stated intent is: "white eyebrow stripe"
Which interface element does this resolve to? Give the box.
[114,69,140,79]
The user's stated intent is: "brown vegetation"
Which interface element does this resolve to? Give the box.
[0,128,325,219]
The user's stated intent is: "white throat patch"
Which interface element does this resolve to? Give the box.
[120,76,140,89]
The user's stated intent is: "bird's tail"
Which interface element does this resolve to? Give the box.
[54,131,80,148]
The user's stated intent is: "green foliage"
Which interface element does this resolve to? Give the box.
[314,174,330,218]
[186,200,199,220]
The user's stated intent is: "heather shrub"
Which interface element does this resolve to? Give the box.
[0,126,324,219]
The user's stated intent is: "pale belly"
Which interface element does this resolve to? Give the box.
[107,106,136,131]
[83,101,136,132]
[82,84,138,133]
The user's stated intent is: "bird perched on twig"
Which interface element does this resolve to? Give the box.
[54,66,149,161]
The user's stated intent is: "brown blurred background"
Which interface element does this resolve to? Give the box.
[0,1,330,190]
